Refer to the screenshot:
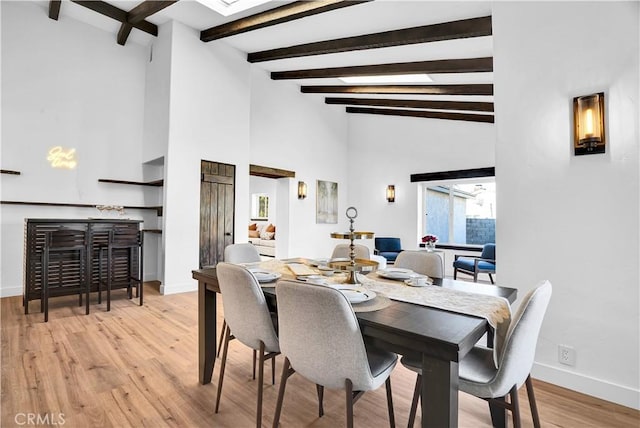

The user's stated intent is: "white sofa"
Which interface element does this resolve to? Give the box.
[248,222,276,257]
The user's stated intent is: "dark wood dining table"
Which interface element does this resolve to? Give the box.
[192,267,517,428]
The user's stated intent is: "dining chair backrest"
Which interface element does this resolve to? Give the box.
[477,280,552,398]
[216,263,279,352]
[394,250,444,279]
[276,280,377,391]
[224,243,261,264]
[481,243,496,263]
[331,244,370,260]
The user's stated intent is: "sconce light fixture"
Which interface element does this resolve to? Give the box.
[386,185,395,203]
[297,181,307,199]
[573,92,606,155]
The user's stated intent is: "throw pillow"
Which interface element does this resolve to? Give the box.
[260,231,275,240]
[249,223,257,231]
[248,230,260,238]
[266,224,276,233]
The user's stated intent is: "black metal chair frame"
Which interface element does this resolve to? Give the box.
[41,229,91,322]
[98,229,143,311]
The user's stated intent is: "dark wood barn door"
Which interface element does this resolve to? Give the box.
[200,161,235,268]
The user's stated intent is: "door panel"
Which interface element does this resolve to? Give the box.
[200,161,235,268]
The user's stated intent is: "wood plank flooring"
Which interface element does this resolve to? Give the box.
[2,285,638,427]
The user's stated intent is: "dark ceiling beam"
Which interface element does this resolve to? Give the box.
[201,0,371,42]
[248,15,492,63]
[271,57,493,80]
[70,1,158,37]
[302,84,493,96]
[48,1,62,20]
[346,106,494,123]
[117,1,178,45]
[326,97,494,112]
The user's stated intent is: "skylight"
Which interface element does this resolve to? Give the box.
[195,0,272,17]
[339,74,433,84]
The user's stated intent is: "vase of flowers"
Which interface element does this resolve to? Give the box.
[421,234,438,251]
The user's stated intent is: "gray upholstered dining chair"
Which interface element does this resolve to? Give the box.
[331,243,371,260]
[394,250,444,279]
[217,243,263,359]
[224,242,261,264]
[402,280,552,428]
[215,262,280,428]
[273,280,398,428]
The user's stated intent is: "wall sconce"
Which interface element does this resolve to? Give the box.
[573,92,606,155]
[297,181,307,199]
[386,185,395,203]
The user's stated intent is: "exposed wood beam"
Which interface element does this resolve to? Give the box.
[248,15,492,63]
[346,106,494,123]
[302,84,493,96]
[326,97,494,112]
[249,164,296,179]
[117,1,178,45]
[272,57,493,80]
[411,167,495,182]
[201,0,371,42]
[70,1,158,37]
[48,0,62,20]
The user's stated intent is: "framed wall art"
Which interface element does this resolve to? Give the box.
[316,180,338,224]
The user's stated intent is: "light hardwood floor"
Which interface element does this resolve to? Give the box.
[2,285,638,428]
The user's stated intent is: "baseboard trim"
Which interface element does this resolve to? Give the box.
[0,285,22,298]
[160,281,197,295]
[532,362,639,410]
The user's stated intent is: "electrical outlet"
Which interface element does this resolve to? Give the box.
[558,345,576,366]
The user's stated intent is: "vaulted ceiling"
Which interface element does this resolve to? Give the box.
[47,0,494,123]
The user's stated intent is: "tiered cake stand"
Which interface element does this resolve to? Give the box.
[329,207,377,284]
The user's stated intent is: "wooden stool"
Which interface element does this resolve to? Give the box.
[99,228,143,311]
[42,229,90,322]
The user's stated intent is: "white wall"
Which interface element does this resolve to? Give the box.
[160,21,252,294]
[249,69,349,259]
[0,2,158,296]
[493,2,639,409]
[346,113,496,255]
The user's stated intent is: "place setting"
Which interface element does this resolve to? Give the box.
[376,267,433,287]
[247,267,281,286]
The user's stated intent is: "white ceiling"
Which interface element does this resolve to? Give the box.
[47,0,494,103]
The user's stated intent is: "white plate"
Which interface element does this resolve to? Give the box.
[404,277,432,287]
[377,268,415,280]
[309,258,329,267]
[340,289,376,304]
[248,268,281,283]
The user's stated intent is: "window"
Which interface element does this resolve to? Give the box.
[423,179,496,246]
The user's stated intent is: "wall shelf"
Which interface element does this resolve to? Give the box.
[143,229,162,234]
[98,178,163,187]
[1,200,163,216]
[1,169,21,175]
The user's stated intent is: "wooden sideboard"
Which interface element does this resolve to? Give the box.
[23,218,142,313]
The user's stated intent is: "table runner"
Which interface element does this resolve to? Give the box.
[358,273,511,367]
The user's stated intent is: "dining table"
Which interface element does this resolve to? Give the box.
[192,262,517,428]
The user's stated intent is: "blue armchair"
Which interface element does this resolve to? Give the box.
[453,243,496,283]
[374,237,403,263]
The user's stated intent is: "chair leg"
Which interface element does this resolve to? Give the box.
[256,341,266,428]
[510,385,522,428]
[316,384,324,417]
[473,270,478,282]
[85,249,90,316]
[525,375,541,428]
[253,349,257,380]
[98,248,103,304]
[407,374,421,428]
[43,252,49,323]
[214,324,231,413]
[272,357,292,428]
[385,377,395,428]
[272,354,276,385]
[453,268,457,280]
[216,319,227,358]
[489,273,495,284]
[345,378,354,428]
[107,247,112,312]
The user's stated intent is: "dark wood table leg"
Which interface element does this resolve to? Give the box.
[489,397,507,428]
[421,353,458,428]
[198,280,217,385]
